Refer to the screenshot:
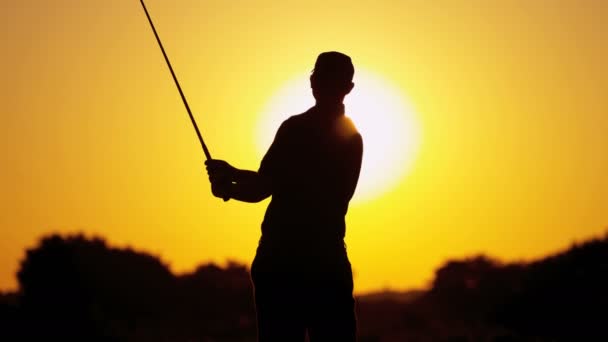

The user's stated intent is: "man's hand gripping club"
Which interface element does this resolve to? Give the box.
[205,160,272,203]
[205,160,235,201]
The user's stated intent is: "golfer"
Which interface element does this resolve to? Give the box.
[206,51,363,341]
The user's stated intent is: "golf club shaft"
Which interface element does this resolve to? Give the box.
[139,0,212,160]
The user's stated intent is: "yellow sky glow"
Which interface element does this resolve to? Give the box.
[1,0,607,293]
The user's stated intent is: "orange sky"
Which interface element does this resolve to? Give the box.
[1,0,607,294]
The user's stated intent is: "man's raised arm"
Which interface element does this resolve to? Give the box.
[205,160,272,203]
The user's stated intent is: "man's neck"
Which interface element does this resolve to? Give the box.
[314,102,345,118]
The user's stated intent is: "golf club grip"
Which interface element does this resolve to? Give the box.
[139,0,212,161]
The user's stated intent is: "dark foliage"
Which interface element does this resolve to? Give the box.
[176,262,256,341]
[1,231,607,341]
[357,232,608,342]
[0,291,21,339]
[10,234,255,341]
[499,237,608,340]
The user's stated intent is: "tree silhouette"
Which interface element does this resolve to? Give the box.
[356,231,608,342]
[5,230,608,341]
[17,234,175,340]
[176,262,256,340]
[500,234,608,340]
[16,234,256,341]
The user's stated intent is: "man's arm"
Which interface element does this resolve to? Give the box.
[205,160,272,203]
[343,133,363,202]
[206,119,290,203]
[228,168,272,203]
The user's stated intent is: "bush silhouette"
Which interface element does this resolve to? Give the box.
[4,230,607,341]
[16,233,256,341]
[357,231,608,342]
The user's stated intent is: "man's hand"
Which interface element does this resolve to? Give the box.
[210,179,231,200]
[204,160,271,203]
[205,160,236,201]
[205,159,236,182]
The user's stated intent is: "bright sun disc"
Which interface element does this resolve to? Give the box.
[257,69,421,202]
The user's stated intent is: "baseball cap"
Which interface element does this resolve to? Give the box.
[312,51,355,83]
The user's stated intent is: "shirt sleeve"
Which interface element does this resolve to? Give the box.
[258,119,291,190]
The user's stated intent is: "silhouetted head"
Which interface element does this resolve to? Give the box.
[310,51,355,106]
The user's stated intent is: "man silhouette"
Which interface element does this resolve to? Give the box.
[206,51,362,341]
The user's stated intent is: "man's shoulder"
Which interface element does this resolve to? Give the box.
[279,109,314,131]
[334,115,362,143]
[289,108,316,122]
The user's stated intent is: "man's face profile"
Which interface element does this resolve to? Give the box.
[310,51,355,103]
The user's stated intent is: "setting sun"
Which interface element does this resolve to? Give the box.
[256,69,421,202]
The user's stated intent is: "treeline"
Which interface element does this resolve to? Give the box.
[357,233,608,341]
[2,235,255,341]
[1,232,607,341]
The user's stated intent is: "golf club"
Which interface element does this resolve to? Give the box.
[139,0,212,161]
